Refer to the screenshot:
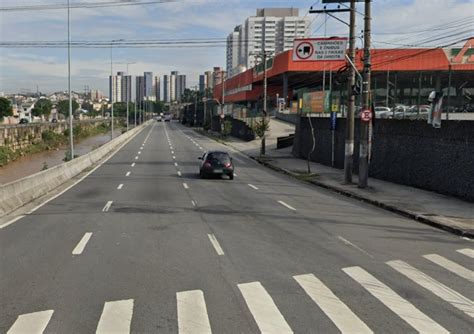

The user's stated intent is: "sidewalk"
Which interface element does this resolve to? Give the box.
[202,122,474,238]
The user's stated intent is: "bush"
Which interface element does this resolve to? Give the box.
[222,120,232,137]
[252,117,270,139]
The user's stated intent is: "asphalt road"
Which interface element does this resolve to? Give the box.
[1,121,472,333]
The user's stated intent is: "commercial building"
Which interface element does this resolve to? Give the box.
[109,71,132,103]
[226,8,310,78]
[215,39,474,113]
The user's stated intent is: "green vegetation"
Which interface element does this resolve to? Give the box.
[252,117,270,139]
[0,122,110,167]
[222,120,232,137]
[0,97,13,121]
[32,99,53,118]
[57,99,80,116]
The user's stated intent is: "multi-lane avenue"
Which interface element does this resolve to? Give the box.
[1,121,472,333]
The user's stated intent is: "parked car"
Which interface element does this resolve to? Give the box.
[198,151,234,180]
[19,118,29,124]
[374,106,391,118]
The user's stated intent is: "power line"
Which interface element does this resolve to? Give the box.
[0,0,178,11]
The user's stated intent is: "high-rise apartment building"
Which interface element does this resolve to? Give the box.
[136,76,145,103]
[205,71,214,89]
[199,75,207,92]
[109,71,132,102]
[226,8,310,77]
[163,75,170,103]
[144,72,153,97]
[169,72,176,102]
[176,74,186,102]
[154,76,161,102]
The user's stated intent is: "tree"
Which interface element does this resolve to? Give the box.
[81,101,94,113]
[32,99,52,118]
[252,117,270,156]
[0,97,13,121]
[57,99,79,116]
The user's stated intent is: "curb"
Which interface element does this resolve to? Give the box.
[251,156,473,239]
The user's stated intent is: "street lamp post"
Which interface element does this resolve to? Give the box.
[110,39,123,140]
[67,0,74,159]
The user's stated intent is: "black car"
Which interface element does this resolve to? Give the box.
[19,118,29,124]
[198,151,234,180]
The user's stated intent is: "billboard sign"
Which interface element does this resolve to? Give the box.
[293,38,348,62]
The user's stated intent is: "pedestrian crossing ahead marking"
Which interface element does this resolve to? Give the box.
[5,249,473,333]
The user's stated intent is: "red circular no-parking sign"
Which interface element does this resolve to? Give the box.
[361,110,372,122]
[295,41,314,60]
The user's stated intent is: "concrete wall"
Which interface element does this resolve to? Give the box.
[275,112,298,124]
[0,121,149,217]
[210,116,255,141]
[0,120,108,151]
[294,117,474,202]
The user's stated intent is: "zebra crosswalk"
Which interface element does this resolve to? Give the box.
[6,248,473,333]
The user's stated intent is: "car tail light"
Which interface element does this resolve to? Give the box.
[204,162,212,168]
[224,162,232,168]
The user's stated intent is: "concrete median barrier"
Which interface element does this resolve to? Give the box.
[0,121,151,217]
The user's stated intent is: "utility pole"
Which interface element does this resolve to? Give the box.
[134,98,137,127]
[67,0,74,159]
[220,70,225,132]
[110,43,114,140]
[344,0,356,183]
[194,86,198,126]
[358,0,372,188]
[262,51,268,156]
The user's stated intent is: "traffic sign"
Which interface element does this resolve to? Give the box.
[360,109,372,122]
[292,38,348,62]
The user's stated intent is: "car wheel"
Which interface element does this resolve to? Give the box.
[229,173,234,180]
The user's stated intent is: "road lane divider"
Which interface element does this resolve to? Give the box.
[183,183,189,190]
[423,254,474,282]
[177,290,212,334]
[343,266,448,333]
[337,236,374,259]
[238,281,292,333]
[102,201,113,212]
[177,171,182,177]
[72,232,93,255]
[248,184,259,190]
[96,299,134,334]
[278,200,296,211]
[294,274,372,334]
[457,248,474,258]
[117,184,123,190]
[126,171,131,177]
[135,156,139,160]
[174,162,179,167]
[131,162,136,167]
[207,234,224,255]
[387,260,474,318]
[7,310,54,334]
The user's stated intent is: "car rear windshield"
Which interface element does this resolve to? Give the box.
[207,153,230,164]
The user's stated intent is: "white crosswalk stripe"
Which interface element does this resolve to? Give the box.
[423,254,474,282]
[238,281,293,333]
[343,266,448,333]
[457,248,474,258]
[177,290,212,334]
[294,274,372,334]
[7,310,54,334]
[387,260,474,318]
[96,299,134,334]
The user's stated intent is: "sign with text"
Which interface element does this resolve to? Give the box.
[302,91,331,113]
[293,38,348,62]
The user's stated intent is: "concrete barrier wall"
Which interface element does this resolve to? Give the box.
[293,117,474,202]
[0,121,150,217]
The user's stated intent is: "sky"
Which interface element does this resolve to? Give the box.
[0,0,472,95]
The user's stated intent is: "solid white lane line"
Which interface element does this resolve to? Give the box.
[337,236,374,259]
[238,281,293,334]
[117,184,123,190]
[387,260,474,318]
[248,184,259,190]
[135,156,139,160]
[457,248,474,258]
[0,215,25,230]
[343,266,448,333]
[96,299,134,334]
[72,232,93,255]
[125,171,131,176]
[177,290,212,334]
[278,200,296,211]
[177,171,182,177]
[174,162,179,167]
[7,310,54,334]
[423,254,474,282]
[183,183,189,189]
[207,234,225,256]
[131,162,135,167]
[102,201,113,212]
[294,274,372,334]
